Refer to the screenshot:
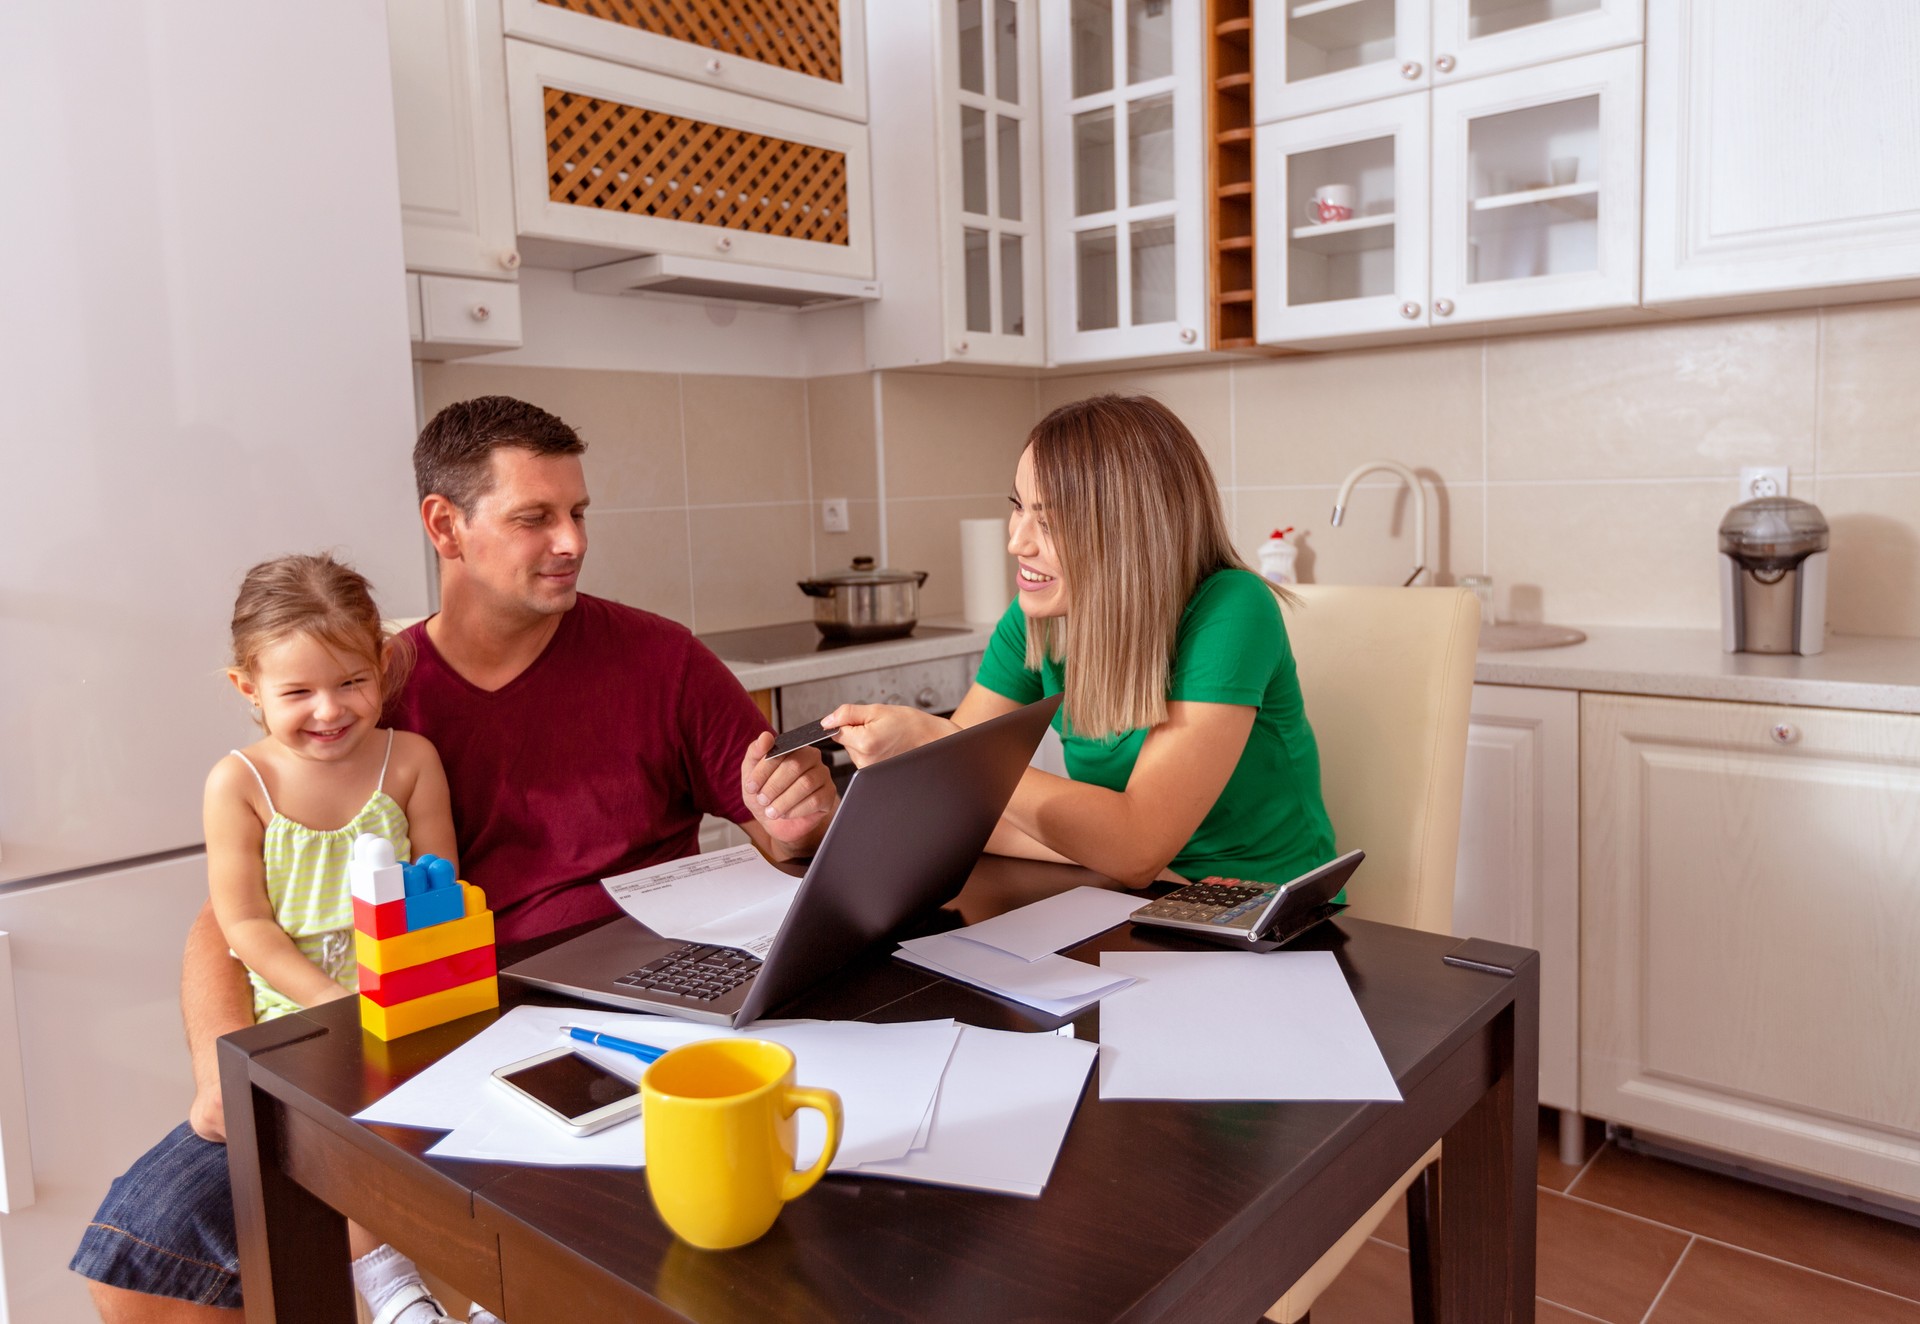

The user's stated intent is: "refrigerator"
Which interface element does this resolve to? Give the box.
[0,5,428,1318]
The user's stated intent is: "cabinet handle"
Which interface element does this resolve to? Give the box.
[1435,53,1457,73]
[1400,301,1422,319]
[705,58,723,75]
[716,235,734,252]
[916,688,939,709]
[1401,60,1423,79]
[1770,723,1799,745]
[1180,327,1198,344]
[470,304,491,323]
[954,340,970,355]
[1434,298,1455,317]
[498,249,521,271]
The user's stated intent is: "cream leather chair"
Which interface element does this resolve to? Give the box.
[1265,585,1481,1324]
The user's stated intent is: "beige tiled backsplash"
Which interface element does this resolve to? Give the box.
[422,297,1920,640]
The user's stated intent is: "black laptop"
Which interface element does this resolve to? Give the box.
[502,694,1063,1025]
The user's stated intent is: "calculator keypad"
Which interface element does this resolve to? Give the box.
[1133,878,1278,931]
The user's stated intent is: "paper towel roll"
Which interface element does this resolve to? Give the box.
[960,517,1012,623]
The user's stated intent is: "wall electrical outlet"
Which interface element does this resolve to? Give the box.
[1740,466,1789,500]
[821,497,850,534]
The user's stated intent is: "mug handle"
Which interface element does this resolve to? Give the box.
[778,1086,843,1203]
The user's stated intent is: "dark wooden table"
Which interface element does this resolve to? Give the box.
[220,857,1537,1323]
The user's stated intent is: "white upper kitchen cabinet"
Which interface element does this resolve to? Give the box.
[1256,92,1431,341]
[388,0,521,281]
[1643,0,1920,310]
[1041,0,1209,364]
[1257,0,1641,122]
[501,0,868,121]
[866,0,1047,368]
[1258,42,1637,344]
[1428,43,1639,325]
[503,39,874,280]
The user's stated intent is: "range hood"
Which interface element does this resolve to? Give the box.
[573,254,879,310]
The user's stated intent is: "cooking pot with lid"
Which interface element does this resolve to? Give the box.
[798,557,928,641]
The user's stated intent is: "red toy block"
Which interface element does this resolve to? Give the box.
[359,944,498,1007]
[353,894,409,939]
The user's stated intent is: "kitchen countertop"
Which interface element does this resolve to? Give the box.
[718,616,997,692]
[718,616,1920,717]
[1473,625,1920,714]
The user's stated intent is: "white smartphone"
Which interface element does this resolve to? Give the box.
[490,1047,643,1136]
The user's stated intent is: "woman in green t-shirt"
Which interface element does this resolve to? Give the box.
[820,394,1335,887]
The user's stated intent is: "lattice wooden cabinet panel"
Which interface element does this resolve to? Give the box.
[539,0,843,82]
[544,88,850,245]
[507,40,873,278]
[504,0,868,121]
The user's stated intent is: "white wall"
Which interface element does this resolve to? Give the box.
[0,2,427,881]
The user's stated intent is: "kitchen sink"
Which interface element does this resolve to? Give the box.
[1479,623,1588,652]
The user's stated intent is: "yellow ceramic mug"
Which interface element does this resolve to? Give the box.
[641,1039,843,1250]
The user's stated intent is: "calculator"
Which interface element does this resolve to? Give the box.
[1130,849,1365,950]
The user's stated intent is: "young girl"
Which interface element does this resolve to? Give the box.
[209,553,463,1324]
[820,394,1336,889]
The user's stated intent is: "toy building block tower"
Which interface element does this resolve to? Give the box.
[349,833,498,1040]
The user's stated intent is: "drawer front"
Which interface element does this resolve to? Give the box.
[503,0,866,121]
[777,654,978,727]
[417,274,523,348]
[506,40,873,278]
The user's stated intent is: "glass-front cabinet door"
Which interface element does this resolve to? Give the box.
[1428,44,1639,324]
[1042,0,1207,364]
[1428,0,1641,85]
[1255,93,1429,342]
[1256,0,1432,121]
[948,0,1045,364]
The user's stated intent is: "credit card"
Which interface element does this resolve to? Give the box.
[766,717,837,760]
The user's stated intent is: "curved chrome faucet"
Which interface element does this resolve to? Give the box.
[1331,459,1429,586]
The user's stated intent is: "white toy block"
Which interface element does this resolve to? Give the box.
[349,832,404,905]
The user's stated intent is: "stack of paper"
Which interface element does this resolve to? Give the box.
[354,1003,1096,1197]
[895,886,1149,1015]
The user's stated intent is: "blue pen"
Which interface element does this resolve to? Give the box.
[560,1025,667,1065]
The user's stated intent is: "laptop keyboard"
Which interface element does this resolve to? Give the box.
[615,943,761,1001]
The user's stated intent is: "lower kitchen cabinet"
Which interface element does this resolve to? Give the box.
[1454,684,1579,1120]
[1581,692,1920,1203]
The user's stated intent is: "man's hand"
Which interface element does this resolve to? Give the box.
[740,734,837,860]
[822,703,957,768]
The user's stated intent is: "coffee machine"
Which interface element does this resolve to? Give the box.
[1718,497,1829,656]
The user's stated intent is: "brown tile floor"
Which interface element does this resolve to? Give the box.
[1308,1110,1920,1323]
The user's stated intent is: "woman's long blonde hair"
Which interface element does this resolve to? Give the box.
[1024,394,1280,741]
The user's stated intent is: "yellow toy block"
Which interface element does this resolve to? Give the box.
[359,974,499,1040]
[356,887,492,975]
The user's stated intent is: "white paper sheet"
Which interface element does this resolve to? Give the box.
[852,1025,1097,1197]
[357,1005,961,1171]
[895,936,1135,1016]
[1095,951,1402,1102]
[951,886,1150,961]
[599,844,801,957]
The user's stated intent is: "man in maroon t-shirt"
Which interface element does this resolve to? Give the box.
[173,394,837,1133]
[82,398,837,1324]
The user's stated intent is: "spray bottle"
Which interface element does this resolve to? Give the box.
[1257,527,1298,586]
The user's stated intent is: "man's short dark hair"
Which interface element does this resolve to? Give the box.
[414,396,586,515]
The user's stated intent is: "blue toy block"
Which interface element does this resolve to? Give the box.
[404,883,466,932]
[402,852,454,897]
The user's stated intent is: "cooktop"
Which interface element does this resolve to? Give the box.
[698,620,974,664]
